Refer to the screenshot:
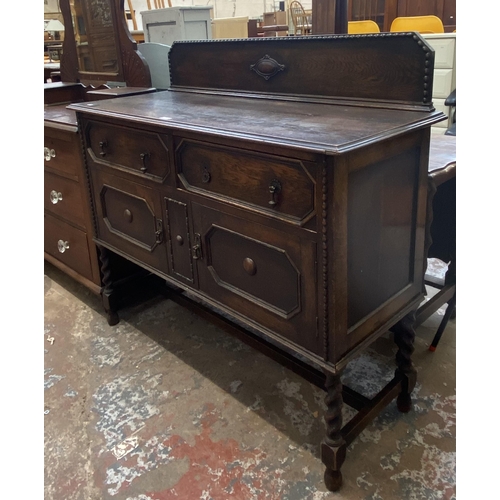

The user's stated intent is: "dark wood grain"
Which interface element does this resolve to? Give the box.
[169,34,436,109]
[71,36,442,492]
[69,90,444,154]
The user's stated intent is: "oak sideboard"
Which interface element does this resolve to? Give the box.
[69,34,445,491]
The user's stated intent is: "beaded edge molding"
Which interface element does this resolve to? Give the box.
[168,33,434,106]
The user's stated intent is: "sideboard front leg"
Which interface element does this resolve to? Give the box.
[321,370,346,491]
[98,245,119,326]
[392,311,417,413]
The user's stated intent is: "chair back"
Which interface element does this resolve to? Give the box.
[348,20,380,34]
[125,0,138,31]
[138,42,171,89]
[390,15,444,34]
[289,1,311,35]
[146,0,172,9]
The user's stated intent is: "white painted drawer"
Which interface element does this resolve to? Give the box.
[423,35,456,69]
[433,68,454,99]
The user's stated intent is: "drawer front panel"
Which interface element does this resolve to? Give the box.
[86,120,170,181]
[192,203,319,355]
[432,69,454,99]
[44,213,94,281]
[44,128,81,179]
[92,170,168,272]
[424,37,455,69]
[44,171,86,228]
[176,139,316,224]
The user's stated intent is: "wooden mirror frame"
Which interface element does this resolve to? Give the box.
[59,0,151,87]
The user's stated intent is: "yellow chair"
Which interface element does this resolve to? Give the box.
[390,15,444,34]
[348,20,380,34]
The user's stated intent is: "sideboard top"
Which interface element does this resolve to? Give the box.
[69,89,444,154]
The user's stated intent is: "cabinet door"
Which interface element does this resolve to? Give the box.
[164,196,197,287]
[191,203,320,355]
[91,169,168,273]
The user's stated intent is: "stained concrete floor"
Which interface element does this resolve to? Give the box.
[44,261,456,500]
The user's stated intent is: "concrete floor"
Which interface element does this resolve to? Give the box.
[44,261,456,500]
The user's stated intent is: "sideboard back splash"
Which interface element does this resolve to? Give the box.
[169,34,436,111]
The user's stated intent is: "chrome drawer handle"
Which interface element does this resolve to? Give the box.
[44,147,56,161]
[57,240,69,253]
[268,179,282,207]
[50,190,63,204]
[99,140,108,157]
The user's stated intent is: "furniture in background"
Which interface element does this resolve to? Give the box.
[44,63,61,83]
[45,0,156,322]
[60,0,151,86]
[390,15,444,33]
[70,34,444,491]
[444,89,456,136]
[422,33,456,133]
[290,1,312,34]
[137,42,171,89]
[261,9,288,37]
[125,0,144,42]
[147,0,172,8]
[416,132,456,351]
[345,0,456,33]
[141,6,212,45]
[212,16,249,39]
[311,0,348,34]
[347,20,380,34]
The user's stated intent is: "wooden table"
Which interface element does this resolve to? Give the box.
[69,35,445,492]
[416,132,456,348]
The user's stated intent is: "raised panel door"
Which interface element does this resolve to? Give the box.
[191,202,320,355]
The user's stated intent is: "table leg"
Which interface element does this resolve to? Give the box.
[98,245,119,326]
[321,369,347,491]
[392,311,417,413]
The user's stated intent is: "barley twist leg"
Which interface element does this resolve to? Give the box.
[321,370,346,491]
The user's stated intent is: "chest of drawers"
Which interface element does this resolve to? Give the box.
[44,104,102,291]
[44,84,159,311]
[70,35,445,491]
[422,33,456,131]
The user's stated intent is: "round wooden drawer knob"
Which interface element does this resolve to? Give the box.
[124,209,133,222]
[243,258,257,275]
[176,235,184,245]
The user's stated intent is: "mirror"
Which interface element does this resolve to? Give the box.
[59,0,151,87]
[70,0,120,74]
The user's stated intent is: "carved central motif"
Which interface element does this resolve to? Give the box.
[250,54,285,81]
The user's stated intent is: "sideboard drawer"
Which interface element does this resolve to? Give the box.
[176,139,316,224]
[44,128,80,179]
[44,171,86,228]
[86,120,170,181]
[44,213,94,281]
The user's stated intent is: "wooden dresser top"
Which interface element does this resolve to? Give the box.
[70,90,444,154]
[44,104,78,130]
[69,34,446,153]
